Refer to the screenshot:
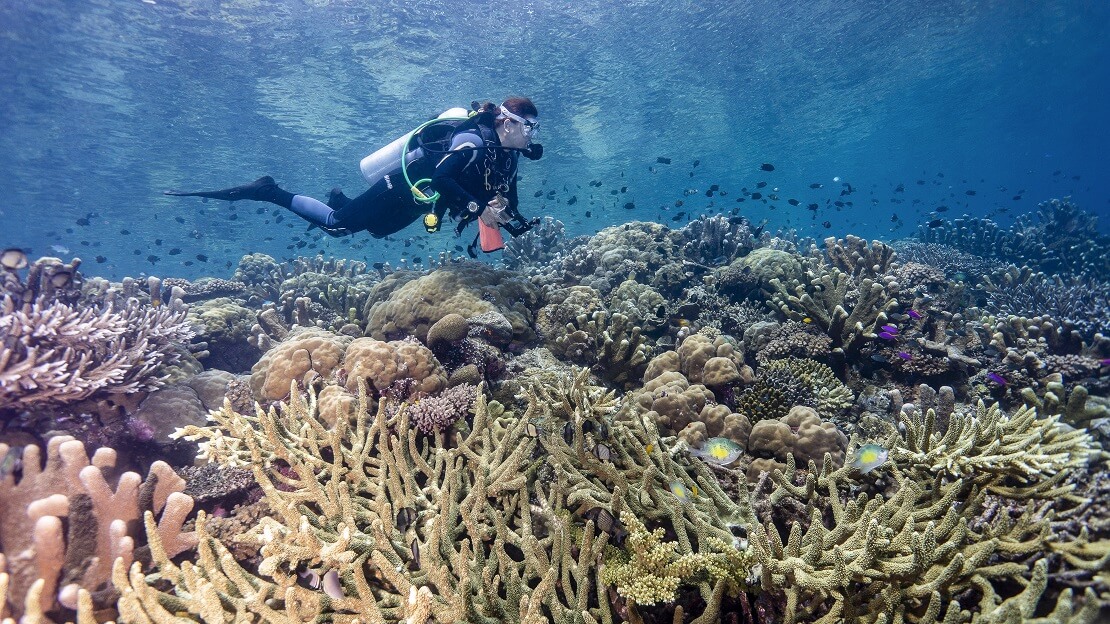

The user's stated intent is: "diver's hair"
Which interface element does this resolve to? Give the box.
[471,98,537,128]
[501,97,538,118]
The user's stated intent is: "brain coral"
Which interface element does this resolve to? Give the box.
[365,262,539,346]
[343,337,446,398]
[250,328,352,401]
[746,405,848,478]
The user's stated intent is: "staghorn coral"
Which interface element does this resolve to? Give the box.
[145,368,756,624]
[981,268,1110,341]
[553,310,652,388]
[749,401,1104,624]
[0,294,194,409]
[0,437,196,621]
[768,262,899,358]
[824,235,895,279]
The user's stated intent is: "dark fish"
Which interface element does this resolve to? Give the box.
[891,214,899,222]
[410,538,420,570]
[871,354,890,363]
[623,202,635,210]
[155,239,163,245]
[620,186,627,193]
[671,212,686,221]
[146,255,160,264]
[567,196,577,205]
[95,255,107,263]
[168,248,181,255]
[895,183,905,193]
[395,507,417,532]
[585,210,592,218]
[965,190,976,196]
[756,181,767,188]
[692,159,700,167]
[760,163,775,171]
[657,157,671,164]
[709,184,719,192]
[935,205,949,212]
[120,229,131,235]
[987,372,1007,386]
[674,200,684,207]
[563,422,574,444]
[454,245,464,252]
[822,221,832,228]
[927,219,944,228]
[196,254,208,262]
[787,199,800,206]
[76,218,90,226]
[807,203,819,211]
[175,216,185,223]
[750,192,762,200]
[534,191,543,197]
[809,183,823,189]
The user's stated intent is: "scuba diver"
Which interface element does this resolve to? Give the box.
[164,97,543,257]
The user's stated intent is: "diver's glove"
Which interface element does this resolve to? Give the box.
[523,143,543,160]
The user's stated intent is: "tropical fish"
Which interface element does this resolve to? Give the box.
[689,437,743,466]
[987,372,1008,386]
[0,446,21,479]
[880,324,898,334]
[896,351,912,360]
[849,443,888,474]
[906,309,923,320]
[669,480,698,503]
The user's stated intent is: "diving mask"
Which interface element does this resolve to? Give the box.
[499,105,539,137]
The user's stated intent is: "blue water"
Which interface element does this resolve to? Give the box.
[1,0,1107,280]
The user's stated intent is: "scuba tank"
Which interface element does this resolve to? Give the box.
[358,107,471,186]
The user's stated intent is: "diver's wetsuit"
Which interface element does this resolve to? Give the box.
[166,119,535,241]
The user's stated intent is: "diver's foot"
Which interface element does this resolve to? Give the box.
[164,176,278,201]
[326,187,351,209]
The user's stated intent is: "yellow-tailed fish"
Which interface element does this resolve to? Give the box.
[849,443,889,474]
[689,437,743,466]
[669,480,698,503]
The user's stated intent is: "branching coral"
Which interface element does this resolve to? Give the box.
[824,235,895,279]
[768,262,899,358]
[749,401,1104,623]
[0,294,194,408]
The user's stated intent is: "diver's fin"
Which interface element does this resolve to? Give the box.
[164,176,277,201]
[326,187,351,210]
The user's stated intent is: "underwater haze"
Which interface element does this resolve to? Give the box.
[1,0,1108,278]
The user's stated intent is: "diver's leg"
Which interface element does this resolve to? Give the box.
[288,195,341,228]
[163,176,295,206]
[327,188,351,209]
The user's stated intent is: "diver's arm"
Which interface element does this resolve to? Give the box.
[431,132,483,211]
[500,177,537,236]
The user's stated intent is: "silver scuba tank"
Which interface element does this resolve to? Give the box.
[359,107,471,186]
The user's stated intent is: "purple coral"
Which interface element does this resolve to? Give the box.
[406,384,478,435]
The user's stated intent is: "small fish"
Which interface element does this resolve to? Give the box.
[1,248,28,270]
[174,216,185,223]
[95,255,107,263]
[645,443,654,454]
[987,372,1008,386]
[585,210,592,217]
[935,205,949,212]
[822,220,832,228]
[395,507,418,532]
[147,255,160,264]
[787,198,800,206]
[809,183,823,189]
[760,163,775,171]
[750,192,762,200]
[671,212,686,222]
[802,317,813,324]
[965,190,976,196]
[906,309,923,320]
[878,332,896,340]
[195,254,208,262]
[880,324,898,334]
[657,156,672,164]
[623,201,635,210]
[689,437,743,465]
[849,443,888,474]
[896,351,912,360]
[0,446,22,478]
[76,218,90,226]
[669,480,698,503]
[321,569,343,599]
[927,219,944,228]
[592,443,612,461]
[755,181,767,188]
[583,507,627,543]
[1099,358,1110,367]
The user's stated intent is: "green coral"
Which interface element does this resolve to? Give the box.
[768,262,899,356]
[750,402,1105,623]
[736,357,853,423]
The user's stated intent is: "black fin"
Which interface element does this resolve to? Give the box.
[164,176,276,201]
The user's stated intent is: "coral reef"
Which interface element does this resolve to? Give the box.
[0,437,195,621]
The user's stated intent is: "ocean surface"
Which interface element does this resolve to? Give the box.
[1,0,1107,278]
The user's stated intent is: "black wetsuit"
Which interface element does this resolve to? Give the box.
[324,122,531,238]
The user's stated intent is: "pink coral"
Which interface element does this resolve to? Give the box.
[405,384,477,434]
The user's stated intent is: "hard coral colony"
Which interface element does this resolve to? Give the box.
[1,205,1109,624]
